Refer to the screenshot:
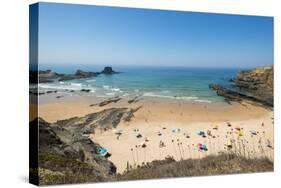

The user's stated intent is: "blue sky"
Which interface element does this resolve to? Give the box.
[37,3,273,68]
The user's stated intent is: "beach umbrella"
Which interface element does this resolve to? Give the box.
[197,143,208,152]
[237,130,244,137]
[197,130,206,138]
[140,142,147,148]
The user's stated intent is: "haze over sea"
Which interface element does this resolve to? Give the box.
[38,64,242,103]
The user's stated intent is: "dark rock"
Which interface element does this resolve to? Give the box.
[209,66,273,107]
[89,103,98,107]
[37,107,139,182]
[58,70,98,81]
[30,71,54,84]
[81,89,91,92]
[31,67,119,84]
[46,90,57,94]
[30,70,62,83]
[55,107,137,134]
[98,97,121,107]
[101,67,118,74]
[39,70,60,83]
[58,75,79,81]
[75,70,98,77]
[128,96,141,104]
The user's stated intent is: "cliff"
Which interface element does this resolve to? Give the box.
[33,107,138,185]
[210,66,273,107]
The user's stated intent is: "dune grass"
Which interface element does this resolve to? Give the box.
[118,153,273,181]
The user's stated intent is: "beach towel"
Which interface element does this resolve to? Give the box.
[98,148,108,156]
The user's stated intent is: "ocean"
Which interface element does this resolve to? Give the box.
[38,64,240,103]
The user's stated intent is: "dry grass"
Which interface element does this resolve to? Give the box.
[38,152,110,185]
[38,152,273,185]
[118,153,273,181]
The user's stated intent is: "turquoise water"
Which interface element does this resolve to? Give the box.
[38,65,240,103]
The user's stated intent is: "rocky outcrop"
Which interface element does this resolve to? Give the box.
[35,107,139,185]
[30,67,119,84]
[39,70,61,83]
[55,107,137,134]
[128,96,141,104]
[29,70,61,84]
[36,117,116,185]
[101,66,118,74]
[75,69,98,77]
[59,70,99,81]
[98,96,122,107]
[210,66,273,107]
[235,66,273,104]
[58,71,96,82]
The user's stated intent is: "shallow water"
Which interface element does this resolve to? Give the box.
[38,65,241,103]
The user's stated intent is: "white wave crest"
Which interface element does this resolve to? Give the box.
[106,92,116,96]
[103,85,110,89]
[86,79,96,83]
[142,92,209,102]
[194,99,212,103]
[70,83,82,87]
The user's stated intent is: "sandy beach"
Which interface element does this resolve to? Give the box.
[29,3,274,184]
[37,94,274,173]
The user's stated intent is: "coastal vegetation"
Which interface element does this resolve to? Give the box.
[118,154,273,181]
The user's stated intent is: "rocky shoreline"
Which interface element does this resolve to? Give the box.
[30,66,118,84]
[210,66,273,107]
[32,107,140,185]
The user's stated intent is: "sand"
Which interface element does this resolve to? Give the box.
[36,94,274,173]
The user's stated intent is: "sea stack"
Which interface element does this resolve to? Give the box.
[101,66,117,74]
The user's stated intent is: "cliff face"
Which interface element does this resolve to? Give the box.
[235,66,273,105]
[210,66,274,107]
[34,107,138,185]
